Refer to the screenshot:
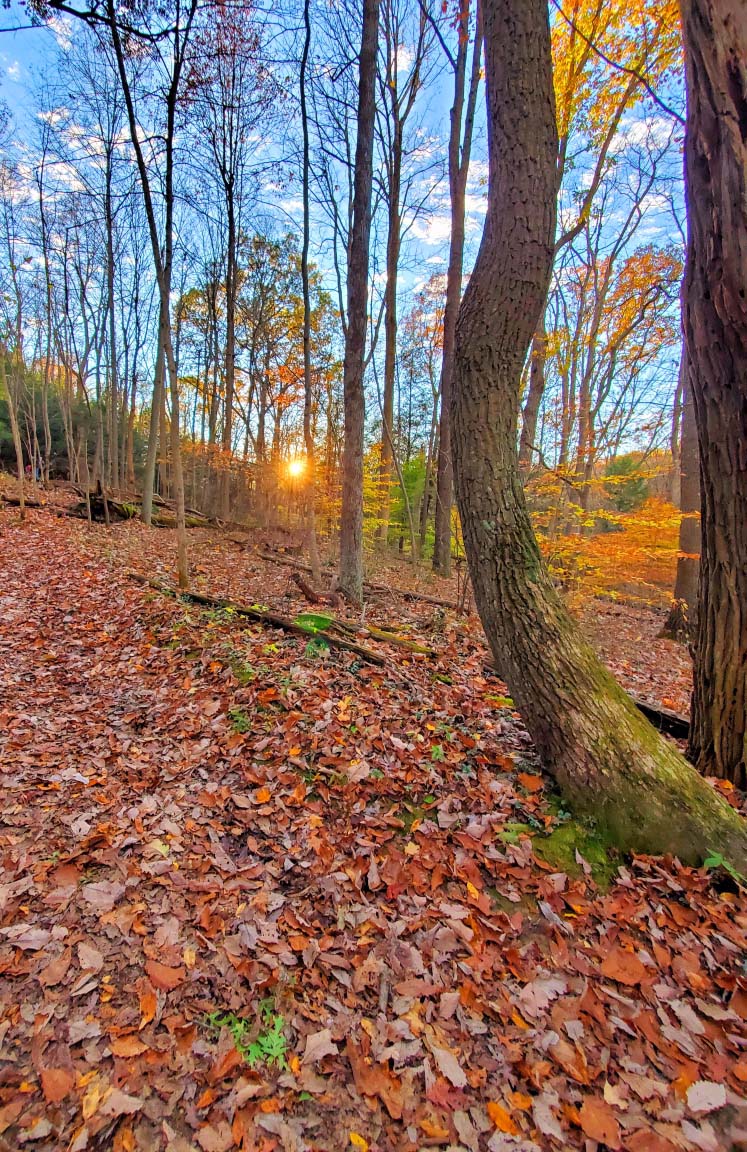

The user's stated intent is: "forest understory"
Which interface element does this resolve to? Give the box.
[1,498,745,1152]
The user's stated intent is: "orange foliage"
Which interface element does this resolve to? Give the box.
[539,498,680,608]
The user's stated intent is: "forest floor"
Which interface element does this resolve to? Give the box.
[0,497,745,1152]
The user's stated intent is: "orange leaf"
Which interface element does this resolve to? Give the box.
[600,945,649,986]
[733,1059,747,1083]
[510,1092,533,1111]
[487,1102,519,1134]
[41,1067,75,1104]
[517,772,543,793]
[419,1118,450,1139]
[111,1034,149,1058]
[579,1097,621,1149]
[255,787,272,804]
[144,960,185,991]
[139,985,157,1028]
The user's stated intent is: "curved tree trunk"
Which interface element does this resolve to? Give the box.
[451,0,747,868]
[680,0,747,790]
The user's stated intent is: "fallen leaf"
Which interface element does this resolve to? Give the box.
[686,1081,727,1115]
[38,949,72,987]
[99,1088,144,1118]
[145,959,185,991]
[110,1034,149,1058]
[430,1043,467,1088]
[41,1067,74,1104]
[579,1097,621,1149]
[197,1121,233,1151]
[486,1101,519,1134]
[77,941,104,972]
[601,945,649,986]
[303,1028,339,1064]
[80,881,124,914]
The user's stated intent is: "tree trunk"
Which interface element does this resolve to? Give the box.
[338,0,380,601]
[681,0,747,789]
[142,326,164,525]
[300,0,322,583]
[2,357,25,520]
[518,318,546,469]
[661,360,699,640]
[378,144,401,545]
[433,0,482,576]
[220,197,237,521]
[669,358,684,506]
[451,0,747,867]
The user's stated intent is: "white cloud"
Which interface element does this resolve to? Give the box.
[411,214,452,245]
[6,61,20,82]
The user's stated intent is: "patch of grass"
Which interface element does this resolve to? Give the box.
[205,1000,288,1070]
[228,707,252,734]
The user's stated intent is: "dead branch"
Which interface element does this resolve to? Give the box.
[126,571,386,666]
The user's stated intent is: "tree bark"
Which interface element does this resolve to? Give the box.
[338,0,380,601]
[680,0,747,789]
[662,359,699,640]
[518,318,546,470]
[433,0,482,576]
[300,0,322,584]
[451,0,747,867]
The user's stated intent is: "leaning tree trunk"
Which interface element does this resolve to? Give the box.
[338,0,380,601]
[681,0,747,790]
[451,0,747,867]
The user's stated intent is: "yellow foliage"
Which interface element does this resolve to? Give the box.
[539,498,680,608]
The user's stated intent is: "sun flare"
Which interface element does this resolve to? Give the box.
[286,457,306,479]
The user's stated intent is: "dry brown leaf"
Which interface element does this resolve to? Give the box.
[41,1067,75,1104]
[600,945,649,986]
[144,959,185,991]
[579,1096,621,1149]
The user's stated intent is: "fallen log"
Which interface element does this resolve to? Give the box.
[633,698,690,740]
[126,572,386,666]
[258,551,463,613]
[1,495,43,509]
[482,659,690,739]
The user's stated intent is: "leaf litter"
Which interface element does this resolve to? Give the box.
[0,506,745,1151]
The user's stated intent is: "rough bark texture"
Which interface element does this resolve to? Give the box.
[451,0,747,867]
[680,0,747,789]
[338,0,380,600]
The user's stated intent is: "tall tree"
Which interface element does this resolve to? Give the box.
[187,2,275,520]
[451,0,747,865]
[432,0,482,576]
[680,0,747,789]
[375,0,430,543]
[338,0,381,601]
[300,0,322,582]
